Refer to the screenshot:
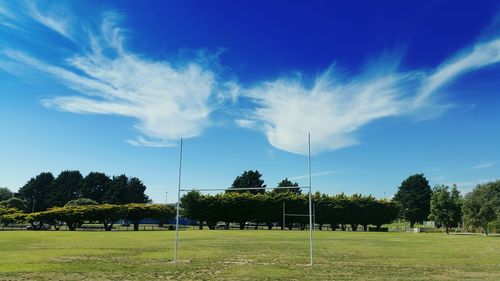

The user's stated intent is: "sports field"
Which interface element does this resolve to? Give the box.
[0,231,499,280]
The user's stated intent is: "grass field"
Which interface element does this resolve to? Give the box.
[0,231,499,280]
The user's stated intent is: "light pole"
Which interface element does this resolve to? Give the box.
[165,192,168,205]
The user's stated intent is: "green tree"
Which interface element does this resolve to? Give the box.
[429,185,462,234]
[228,170,266,194]
[462,181,500,235]
[50,170,83,207]
[393,174,432,228]
[273,178,301,195]
[64,198,99,207]
[81,172,111,203]
[0,187,13,201]
[0,197,27,211]
[17,172,55,212]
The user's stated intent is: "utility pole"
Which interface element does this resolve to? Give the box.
[166,192,168,204]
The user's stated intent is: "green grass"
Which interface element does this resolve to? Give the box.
[0,231,499,280]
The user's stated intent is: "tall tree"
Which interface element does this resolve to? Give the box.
[50,170,83,207]
[228,170,266,194]
[103,175,149,204]
[393,174,432,228]
[0,187,13,201]
[428,185,462,234]
[126,177,150,203]
[462,181,500,235]
[273,178,301,195]
[103,175,129,204]
[16,172,55,212]
[81,172,111,203]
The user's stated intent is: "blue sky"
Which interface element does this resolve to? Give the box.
[1,0,499,203]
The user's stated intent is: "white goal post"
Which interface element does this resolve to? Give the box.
[173,134,314,266]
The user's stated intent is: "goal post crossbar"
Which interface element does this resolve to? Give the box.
[180,186,310,192]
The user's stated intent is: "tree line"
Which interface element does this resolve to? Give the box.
[181,191,399,231]
[0,203,174,231]
[1,171,150,213]
[2,170,499,234]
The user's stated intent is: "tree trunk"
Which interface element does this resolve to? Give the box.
[239,222,245,230]
[318,224,323,231]
[225,222,229,230]
[484,224,489,236]
[341,224,346,231]
[254,223,259,230]
[330,223,336,231]
[67,222,77,231]
[198,221,203,230]
[267,223,273,230]
[350,224,358,231]
[133,220,139,231]
[410,220,416,228]
[207,221,216,230]
[363,224,368,232]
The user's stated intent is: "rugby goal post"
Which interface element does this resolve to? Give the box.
[173,134,314,266]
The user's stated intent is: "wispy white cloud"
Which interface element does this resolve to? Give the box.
[26,1,72,39]
[0,9,229,147]
[470,161,496,170]
[289,170,338,180]
[238,37,500,155]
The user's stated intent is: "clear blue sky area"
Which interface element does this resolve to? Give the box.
[1,0,499,202]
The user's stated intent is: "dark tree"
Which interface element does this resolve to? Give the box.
[0,187,13,201]
[103,175,149,204]
[273,178,301,195]
[103,175,129,204]
[228,170,266,194]
[81,172,111,203]
[17,172,55,212]
[393,174,432,228]
[50,170,83,207]
[126,177,150,203]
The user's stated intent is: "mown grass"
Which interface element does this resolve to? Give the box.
[0,230,499,280]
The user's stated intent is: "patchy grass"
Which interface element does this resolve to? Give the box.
[0,230,499,280]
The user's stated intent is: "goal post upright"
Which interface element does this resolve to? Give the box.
[174,138,183,263]
[308,132,314,266]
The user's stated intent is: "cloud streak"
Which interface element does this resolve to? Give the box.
[289,170,338,180]
[238,38,500,155]
[0,6,228,147]
[470,161,496,170]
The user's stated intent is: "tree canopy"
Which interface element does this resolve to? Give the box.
[16,171,150,212]
[228,170,266,194]
[0,187,13,201]
[429,185,462,234]
[393,174,432,227]
[273,178,301,195]
[462,180,500,235]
